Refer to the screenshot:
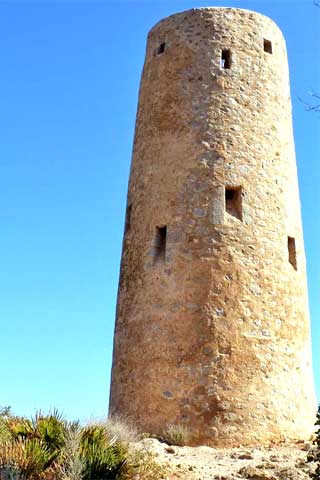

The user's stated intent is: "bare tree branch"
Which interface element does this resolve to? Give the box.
[298,91,320,112]
[300,2,320,112]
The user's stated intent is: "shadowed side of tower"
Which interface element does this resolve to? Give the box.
[109,7,316,446]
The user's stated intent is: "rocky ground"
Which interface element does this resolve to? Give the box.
[135,438,315,480]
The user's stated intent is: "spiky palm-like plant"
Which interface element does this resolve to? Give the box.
[0,437,55,479]
[1,412,166,480]
[10,409,67,456]
[0,410,69,480]
[79,424,128,480]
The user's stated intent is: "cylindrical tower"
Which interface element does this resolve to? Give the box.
[109,7,316,446]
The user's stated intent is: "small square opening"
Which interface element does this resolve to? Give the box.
[124,203,132,233]
[225,186,242,220]
[154,225,167,264]
[263,39,272,54]
[221,49,232,69]
[156,42,166,55]
[288,236,297,270]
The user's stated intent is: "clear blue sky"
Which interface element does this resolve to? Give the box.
[0,0,319,422]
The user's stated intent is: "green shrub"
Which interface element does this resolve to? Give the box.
[308,405,320,479]
[124,449,167,480]
[0,411,166,480]
[0,407,13,444]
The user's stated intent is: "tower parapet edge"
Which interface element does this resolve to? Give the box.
[109,7,316,446]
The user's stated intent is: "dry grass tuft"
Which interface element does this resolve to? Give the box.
[104,416,140,445]
[161,424,191,447]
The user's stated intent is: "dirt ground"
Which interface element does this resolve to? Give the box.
[135,438,315,480]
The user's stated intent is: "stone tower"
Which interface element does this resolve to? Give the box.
[109,7,316,446]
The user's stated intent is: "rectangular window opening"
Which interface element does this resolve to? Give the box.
[221,49,232,69]
[156,42,166,55]
[225,186,242,221]
[124,203,132,233]
[154,226,167,264]
[264,39,272,54]
[288,236,297,271]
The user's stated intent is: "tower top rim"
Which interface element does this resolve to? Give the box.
[148,7,284,39]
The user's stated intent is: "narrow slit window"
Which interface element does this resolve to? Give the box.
[225,186,242,221]
[288,237,297,270]
[263,39,272,54]
[154,226,167,264]
[124,203,132,233]
[156,42,166,55]
[221,49,232,69]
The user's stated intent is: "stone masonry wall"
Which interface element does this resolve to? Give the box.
[109,8,316,446]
